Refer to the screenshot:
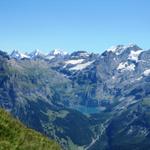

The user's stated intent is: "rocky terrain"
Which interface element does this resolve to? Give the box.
[0,44,150,150]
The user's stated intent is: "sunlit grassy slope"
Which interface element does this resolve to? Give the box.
[0,109,61,150]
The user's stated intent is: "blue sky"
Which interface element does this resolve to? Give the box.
[0,0,149,53]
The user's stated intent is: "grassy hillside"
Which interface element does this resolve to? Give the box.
[0,109,61,150]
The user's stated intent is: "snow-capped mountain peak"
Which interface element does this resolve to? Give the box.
[10,50,20,58]
[107,45,124,54]
[31,49,40,56]
[48,49,68,56]
[128,50,143,62]
[29,49,45,59]
[10,50,29,59]
[106,44,142,55]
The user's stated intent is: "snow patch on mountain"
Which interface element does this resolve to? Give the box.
[136,76,143,81]
[31,49,40,56]
[69,61,94,71]
[107,44,129,55]
[65,59,84,65]
[49,49,68,56]
[29,49,45,59]
[107,45,124,54]
[10,50,29,59]
[117,62,135,71]
[128,50,143,62]
[77,52,89,57]
[107,44,141,56]
[20,53,29,59]
[143,69,150,76]
[45,55,55,60]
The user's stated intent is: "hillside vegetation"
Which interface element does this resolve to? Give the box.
[0,109,61,150]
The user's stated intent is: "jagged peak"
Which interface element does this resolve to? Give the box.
[10,49,29,59]
[11,49,20,55]
[29,49,46,58]
[106,44,142,55]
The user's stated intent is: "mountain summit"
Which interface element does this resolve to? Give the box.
[10,50,29,59]
[106,44,142,55]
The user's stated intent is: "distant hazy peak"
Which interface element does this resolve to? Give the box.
[48,49,68,56]
[10,49,29,59]
[29,49,46,58]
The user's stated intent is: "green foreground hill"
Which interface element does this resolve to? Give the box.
[0,109,61,150]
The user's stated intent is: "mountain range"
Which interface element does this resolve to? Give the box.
[0,44,150,150]
[10,49,68,60]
